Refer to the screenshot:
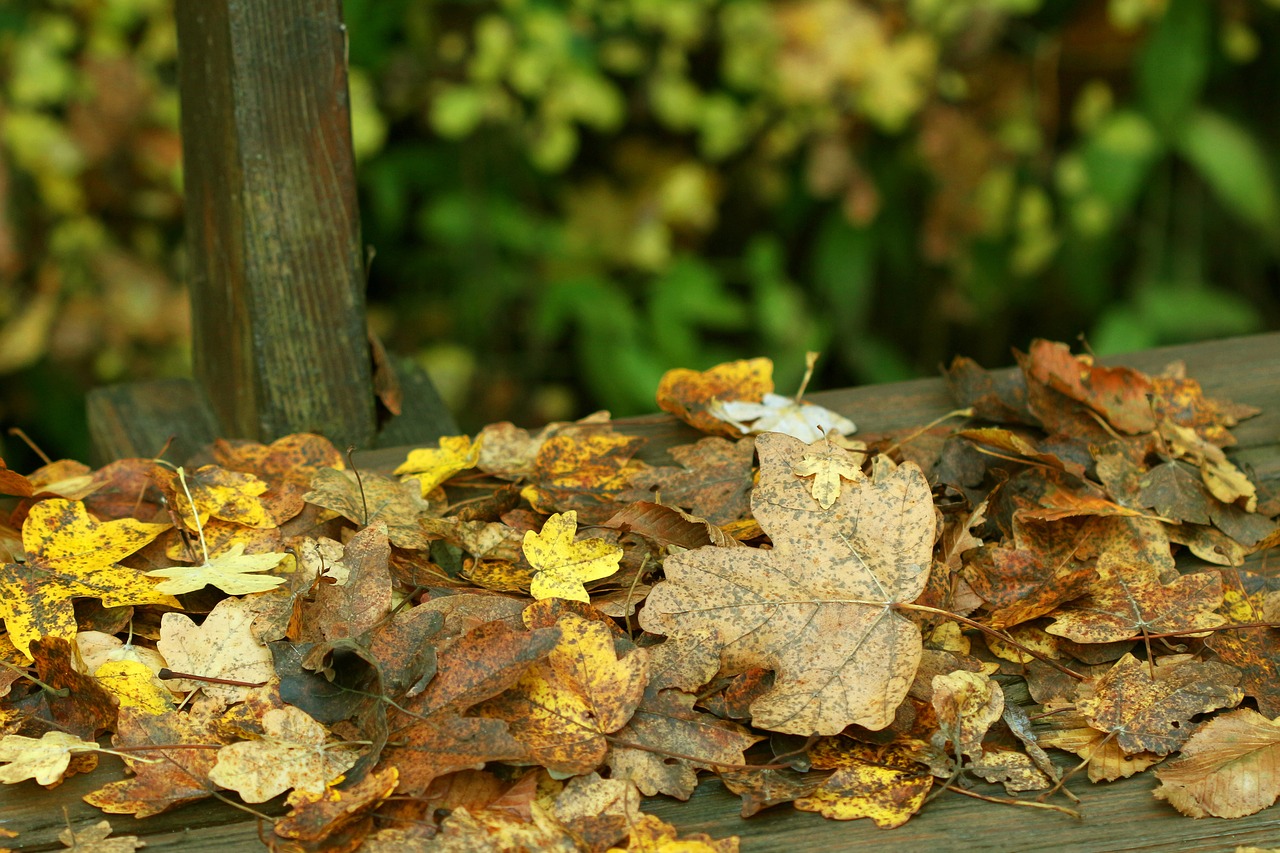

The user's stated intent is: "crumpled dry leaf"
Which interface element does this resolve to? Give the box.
[394,434,483,496]
[56,820,144,852]
[656,358,774,437]
[711,393,856,443]
[642,432,933,735]
[792,739,932,827]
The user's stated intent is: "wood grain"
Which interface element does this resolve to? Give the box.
[177,0,374,447]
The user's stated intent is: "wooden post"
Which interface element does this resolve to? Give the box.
[87,0,455,463]
[179,0,373,445]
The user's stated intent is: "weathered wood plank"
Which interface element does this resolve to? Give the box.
[176,0,375,446]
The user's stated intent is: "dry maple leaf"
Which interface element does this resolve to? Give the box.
[157,596,274,703]
[394,434,483,496]
[0,730,99,786]
[641,432,934,735]
[792,739,932,828]
[608,813,739,853]
[1045,555,1225,644]
[1021,339,1156,435]
[791,435,865,510]
[274,765,399,851]
[553,772,644,853]
[304,521,393,642]
[56,820,143,852]
[150,463,279,529]
[145,542,288,596]
[523,511,623,602]
[711,394,856,444]
[1154,708,1280,818]
[521,429,647,521]
[0,498,173,657]
[1076,653,1242,755]
[303,467,437,550]
[474,612,648,775]
[208,705,362,803]
[17,638,119,740]
[623,437,755,526]
[931,670,1004,762]
[85,704,230,818]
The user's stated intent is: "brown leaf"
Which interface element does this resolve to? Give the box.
[718,767,827,817]
[474,612,648,775]
[602,501,739,550]
[158,596,275,703]
[552,772,642,853]
[642,432,934,735]
[14,638,117,740]
[56,820,143,852]
[931,670,1003,761]
[273,766,399,852]
[1022,339,1156,435]
[1046,556,1225,644]
[208,705,362,803]
[624,437,755,525]
[942,356,1035,426]
[1076,654,1242,755]
[305,521,393,642]
[303,467,437,550]
[1150,365,1259,447]
[85,704,230,817]
[1154,708,1280,818]
[522,429,647,522]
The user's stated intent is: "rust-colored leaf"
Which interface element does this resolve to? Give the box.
[656,358,773,437]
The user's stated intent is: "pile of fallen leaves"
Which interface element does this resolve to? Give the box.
[2,340,1279,851]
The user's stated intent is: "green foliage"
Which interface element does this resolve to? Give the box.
[2,0,1279,464]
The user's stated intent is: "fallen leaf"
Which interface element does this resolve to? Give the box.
[607,813,739,853]
[623,437,755,525]
[56,820,143,852]
[303,467,437,549]
[523,511,623,602]
[657,358,774,437]
[1076,654,1242,755]
[711,394,856,443]
[0,730,98,786]
[931,670,1003,761]
[157,596,275,702]
[475,612,648,775]
[0,498,173,657]
[85,703,230,817]
[394,434,483,496]
[1022,339,1156,434]
[792,739,931,828]
[641,432,933,735]
[145,542,288,596]
[602,501,738,550]
[274,766,399,851]
[150,463,278,529]
[553,772,643,853]
[791,435,865,509]
[521,430,647,521]
[1154,708,1280,818]
[208,705,361,803]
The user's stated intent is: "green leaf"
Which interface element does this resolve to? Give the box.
[1137,0,1211,133]
[1176,109,1280,232]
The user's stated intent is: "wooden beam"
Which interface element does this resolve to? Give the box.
[176,0,374,446]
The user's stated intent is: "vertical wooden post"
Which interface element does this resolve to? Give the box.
[177,0,374,446]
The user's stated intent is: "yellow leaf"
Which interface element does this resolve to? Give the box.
[0,499,174,658]
[394,434,483,496]
[94,660,175,715]
[146,542,288,595]
[0,730,98,786]
[207,705,361,803]
[790,438,864,509]
[523,511,623,602]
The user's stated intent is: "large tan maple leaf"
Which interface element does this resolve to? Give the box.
[640,432,934,736]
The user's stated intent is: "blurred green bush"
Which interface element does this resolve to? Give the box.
[2,0,1278,466]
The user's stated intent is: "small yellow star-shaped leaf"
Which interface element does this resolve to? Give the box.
[523,511,622,602]
[791,439,864,510]
[145,542,288,596]
[394,434,483,496]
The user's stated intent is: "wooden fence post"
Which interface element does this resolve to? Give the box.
[87,0,455,463]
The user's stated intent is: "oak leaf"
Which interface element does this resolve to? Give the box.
[0,498,173,657]
[641,432,934,735]
[523,511,623,602]
[1154,708,1280,818]
[208,705,361,803]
